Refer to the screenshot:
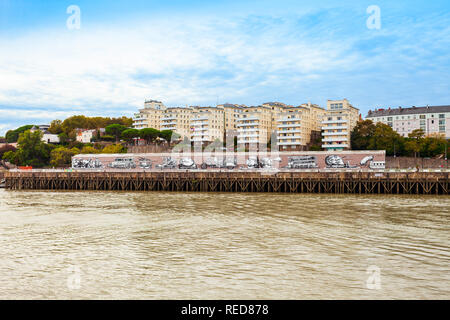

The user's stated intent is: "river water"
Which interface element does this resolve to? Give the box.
[0,189,449,299]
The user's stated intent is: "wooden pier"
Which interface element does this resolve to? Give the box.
[3,171,449,195]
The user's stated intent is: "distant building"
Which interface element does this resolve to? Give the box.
[76,129,97,143]
[366,105,450,138]
[321,99,360,152]
[30,125,60,144]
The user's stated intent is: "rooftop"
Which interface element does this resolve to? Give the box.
[367,105,450,117]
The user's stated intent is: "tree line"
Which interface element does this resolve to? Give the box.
[351,120,449,158]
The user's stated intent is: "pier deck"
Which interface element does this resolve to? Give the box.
[3,170,449,195]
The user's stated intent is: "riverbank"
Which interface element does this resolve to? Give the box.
[4,171,449,195]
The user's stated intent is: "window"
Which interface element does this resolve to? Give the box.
[439,126,445,132]
[439,114,445,119]
[439,120,445,125]
[420,115,426,119]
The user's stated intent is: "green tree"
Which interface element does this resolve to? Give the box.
[80,145,100,154]
[140,128,160,144]
[102,144,127,154]
[0,144,16,159]
[367,123,404,156]
[49,120,63,134]
[50,147,78,167]
[158,130,179,147]
[105,124,127,142]
[10,130,52,167]
[405,129,425,157]
[5,125,34,143]
[121,128,140,145]
[351,120,376,150]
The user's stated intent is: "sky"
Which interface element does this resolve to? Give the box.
[0,0,450,135]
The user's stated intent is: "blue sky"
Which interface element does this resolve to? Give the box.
[1,0,450,135]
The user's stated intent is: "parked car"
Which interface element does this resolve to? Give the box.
[178,158,197,169]
[108,158,136,169]
[246,156,275,169]
[156,157,177,169]
[200,157,237,169]
[138,158,152,169]
[286,156,318,169]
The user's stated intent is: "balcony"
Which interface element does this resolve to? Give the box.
[192,116,209,121]
[322,131,347,136]
[278,142,304,146]
[192,132,209,137]
[322,137,348,142]
[322,119,347,125]
[278,135,302,140]
[192,137,211,142]
[161,121,177,126]
[192,127,208,132]
[161,116,176,121]
[161,126,177,130]
[322,126,348,130]
[322,144,349,148]
[277,117,301,122]
[238,133,259,138]
[237,123,258,127]
[237,139,259,144]
[192,122,208,127]
[238,128,259,133]
[278,124,302,128]
[277,129,301,134]
[237,116,259,121]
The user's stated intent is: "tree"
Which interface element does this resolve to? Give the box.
[5,125,34,143]
[9,130,52,167]
[105,124,127,142]
[351,120,376,150]
[50,147,78,167]
[58,132,70,145]
[405,129,425,158]
[140,128,160,145]
[158,130,179,147]
[121,129,140,145]
[367,123,404,156]
[0,144,16,159]
[49,120,63,134]
[102,144,127,154]
[80,145,100,154]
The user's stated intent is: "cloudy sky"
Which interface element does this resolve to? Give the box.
[0,0,449,135]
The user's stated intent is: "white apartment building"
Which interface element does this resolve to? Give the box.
[276,103,326,151]
[321,99,360,152]
[236,106,273,147]
[190,106,225,144]
[133,100,166,130]
[76,129,96,143]
[160,106,192,139]
[366,105,450,138]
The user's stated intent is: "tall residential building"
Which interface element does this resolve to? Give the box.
[321,99,360,152]
[236,105,273,147]
[132,99,329,149]
[133,100,166,129]
[275,103,326,151]
[160,106,193,139]
[366,105,450,138]
[190,106,225,144]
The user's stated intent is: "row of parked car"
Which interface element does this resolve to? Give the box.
[101,156,283,170]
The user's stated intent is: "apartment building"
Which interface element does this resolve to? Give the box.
[191,106,225,144]
[321,99,360,152]
[275,103,326,151]
[236,105,273,147]
[132,99,333,149]
[160,106,193,139]
[133,100,166,130]
[366,105,450,139]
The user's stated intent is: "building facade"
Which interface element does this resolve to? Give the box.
[366,105,450,139]
[132,99,338,150]
[190,106,225,144]
[321,99,360,152]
